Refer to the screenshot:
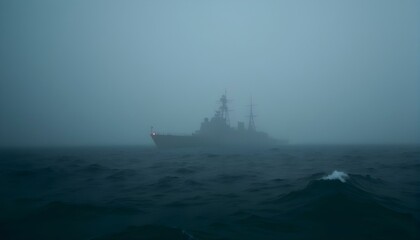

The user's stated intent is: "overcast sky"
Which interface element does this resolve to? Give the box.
[0,0,419,146]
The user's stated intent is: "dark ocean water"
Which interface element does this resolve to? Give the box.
[0,145,419,240]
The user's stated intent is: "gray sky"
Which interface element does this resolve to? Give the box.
[1,0,419,146]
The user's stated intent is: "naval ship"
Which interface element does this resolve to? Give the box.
[150,93,281,149]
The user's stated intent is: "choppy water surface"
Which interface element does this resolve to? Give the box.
[0,145,419,239]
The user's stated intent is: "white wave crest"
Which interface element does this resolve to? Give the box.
[321,170,349,183]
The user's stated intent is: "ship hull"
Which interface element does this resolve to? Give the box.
[150,134,215,149]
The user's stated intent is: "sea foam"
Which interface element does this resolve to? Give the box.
[321,170,349,183]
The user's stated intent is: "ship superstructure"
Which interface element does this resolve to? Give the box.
[150,93,279,149]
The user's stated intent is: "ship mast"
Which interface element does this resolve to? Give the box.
[219,91,230,126]
[248,96,256,131]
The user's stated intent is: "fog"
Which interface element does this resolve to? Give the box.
[0,0,419,146]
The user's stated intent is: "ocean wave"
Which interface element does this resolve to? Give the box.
[176,167,197,175]
[94,225,196,240]
[276,172,396,208]
[36,201,139,219]
[213,173,257,184]
[255,172,419,239]
[321,170,349,183]
[1,146,419,240]
[0,201,140,240]
[105,169,137,181]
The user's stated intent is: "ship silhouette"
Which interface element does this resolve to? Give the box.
[150,93,284,149]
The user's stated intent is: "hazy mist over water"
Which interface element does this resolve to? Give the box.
[1,0,419,146]
[1,2,420,239]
